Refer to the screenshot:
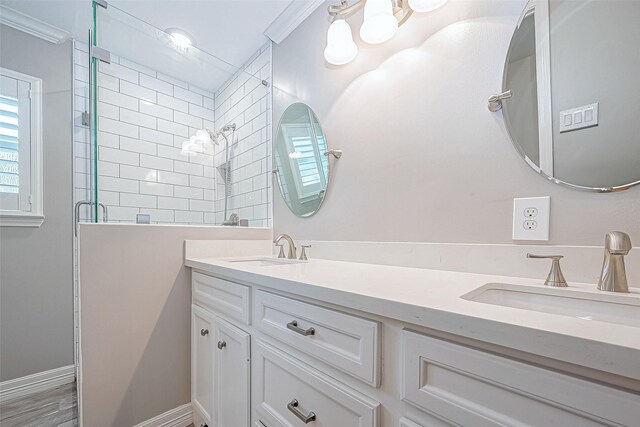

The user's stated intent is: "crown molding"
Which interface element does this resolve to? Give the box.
[264,0,325,44]
[0,5,70,44]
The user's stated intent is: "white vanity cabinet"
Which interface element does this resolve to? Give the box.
[191,273,252,427]
[192,305,215,427]
[191,269,639,427]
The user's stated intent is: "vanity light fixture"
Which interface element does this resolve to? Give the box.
[324,20,359,65]
[325,0,448,64]
[360,0,398,44]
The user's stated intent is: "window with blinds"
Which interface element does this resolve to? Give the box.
[0,67,42,226]
[0,94,20,194]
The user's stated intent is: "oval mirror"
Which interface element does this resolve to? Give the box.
[274,103,330,217]
[502,0,640,192]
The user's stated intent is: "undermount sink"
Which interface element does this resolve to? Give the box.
[226,257,305,267]
[462,283,640,328]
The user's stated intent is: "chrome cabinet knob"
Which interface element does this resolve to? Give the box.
[217,341,226,350]
[200,329,209,336]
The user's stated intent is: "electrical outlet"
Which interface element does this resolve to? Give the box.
[513,197,550,240]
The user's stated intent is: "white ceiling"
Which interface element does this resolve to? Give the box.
[2,0,293,91]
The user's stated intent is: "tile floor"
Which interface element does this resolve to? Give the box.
[0,383,77,427]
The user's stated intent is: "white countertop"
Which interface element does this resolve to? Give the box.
[185,256,640,383]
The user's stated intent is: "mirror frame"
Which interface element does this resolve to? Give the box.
[501,0,640,193]
[273,102,330,218]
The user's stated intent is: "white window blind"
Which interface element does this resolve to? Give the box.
[0,94,20,194]
[0,67,43,227]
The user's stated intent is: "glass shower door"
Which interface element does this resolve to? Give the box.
[82,0,273,226]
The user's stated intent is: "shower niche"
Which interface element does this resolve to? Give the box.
[74,2,272,227]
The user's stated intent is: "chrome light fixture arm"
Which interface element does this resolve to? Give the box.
[328,0,413,25]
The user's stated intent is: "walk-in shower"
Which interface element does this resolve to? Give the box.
[75,1,273,227]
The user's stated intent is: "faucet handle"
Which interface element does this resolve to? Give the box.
[527,253,568,287]
[605,231,632,254]
[276,244,286,259]
[299,245,311,261]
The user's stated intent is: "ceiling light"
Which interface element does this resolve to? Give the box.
[324,20,358,65]
[360,0,398,44]
[408,0,448,13]
[166,28,194,48]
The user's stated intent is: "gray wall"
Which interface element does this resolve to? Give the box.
[272,0,640,245]
[0,25,74,382]
[79,225,271,426]
[549,0,640,188]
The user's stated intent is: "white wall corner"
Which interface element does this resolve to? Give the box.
[133,403,193,427]
[0,5,70,44]
[264,0,325,44]
[0,365,75,403]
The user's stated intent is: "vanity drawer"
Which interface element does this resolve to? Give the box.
[402,330,639,427]
[192,272,250,325]
[254,339,380,427]
[254,290,380,386]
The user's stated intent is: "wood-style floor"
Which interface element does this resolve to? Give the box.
[0,382,77,427]
[0,383,197,427]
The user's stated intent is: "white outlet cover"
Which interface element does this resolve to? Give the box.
[513,196,550,241]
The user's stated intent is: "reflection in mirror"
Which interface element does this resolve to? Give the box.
[274,103,329,217]
[502,0,640,191]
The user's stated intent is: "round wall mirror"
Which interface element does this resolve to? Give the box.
[501,0,640,192]
[274,103,330,217]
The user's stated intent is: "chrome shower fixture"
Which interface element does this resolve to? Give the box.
[210,123,237,144]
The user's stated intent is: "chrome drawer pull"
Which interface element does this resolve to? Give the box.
[286,320,315,336]
[200,329,209,336]
[287,399,316,424]
[217,340,226,350]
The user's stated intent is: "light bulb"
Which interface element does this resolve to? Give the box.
[408,0,448,13]
[324,20,358,65]
[194,129,213,145]
[180,141,196,156]
[360,0,398,44]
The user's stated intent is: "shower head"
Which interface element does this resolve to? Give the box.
[210,123,237,144]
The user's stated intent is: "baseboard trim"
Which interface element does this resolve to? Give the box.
[0,365,75,403]
[133,403,193,427]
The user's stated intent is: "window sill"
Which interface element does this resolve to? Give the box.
[0,213,45,227]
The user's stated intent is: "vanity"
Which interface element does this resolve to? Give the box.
[185,251,640,427]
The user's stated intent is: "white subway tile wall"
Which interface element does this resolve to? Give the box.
[72,41,272,226]
[213,43,272,227]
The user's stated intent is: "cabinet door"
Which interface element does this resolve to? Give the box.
[214,317,250,427]
[192,304,215,425]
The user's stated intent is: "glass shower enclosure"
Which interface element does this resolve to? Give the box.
[75,0,272,227]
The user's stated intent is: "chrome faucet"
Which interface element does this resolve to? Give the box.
[274,234,297,259]
[598,232,632,293]
[223,213,239,226]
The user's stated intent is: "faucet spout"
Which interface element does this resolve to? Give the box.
[274,234,297,259]
[598,231,632,293]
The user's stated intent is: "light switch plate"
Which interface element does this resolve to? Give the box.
[513,196,550,241]
[559,103,598,133]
